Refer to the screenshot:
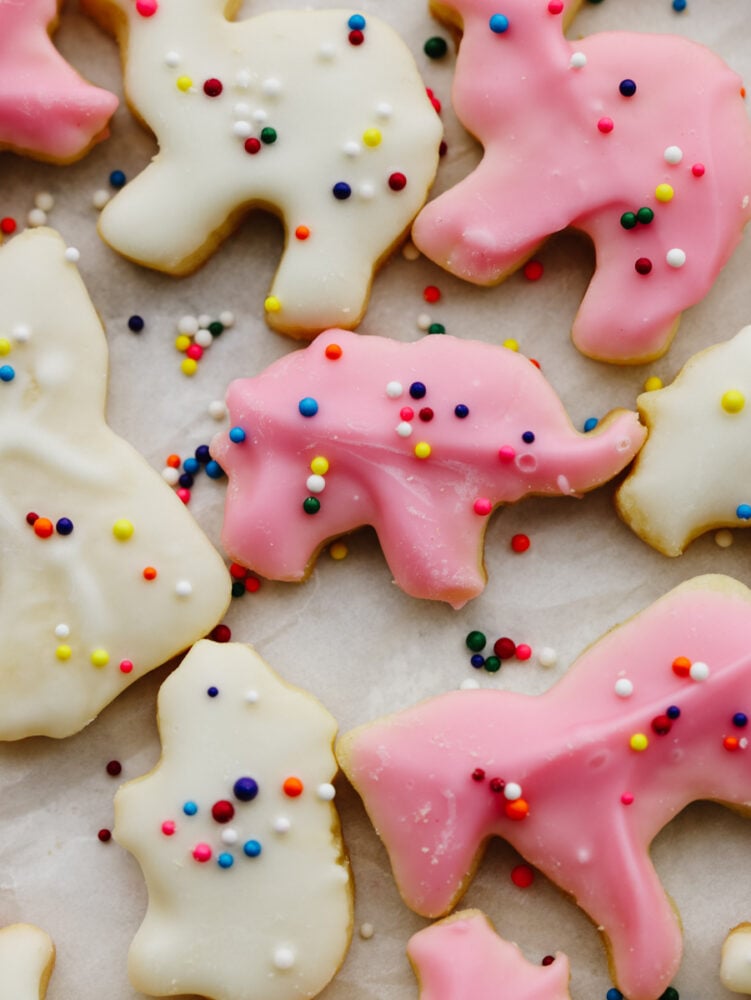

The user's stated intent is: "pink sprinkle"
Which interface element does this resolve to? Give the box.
[400,406,414,421]
[473,498,492,516]
[135,0,158,15]
[597,117,614,134]
[621,792,634,806]
[161,820,176,836]
[547,0,564,13]
[176,488,191,504]
[498,445,516,462]
[192,843,212,863]
[119,659,134,674]
[186,344,203,361]
[691,163,706,178]
[516,644,532,661]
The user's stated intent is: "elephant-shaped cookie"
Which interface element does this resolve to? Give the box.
[211,329,645,607]
[412,0,751,363]
[81,0,442,337]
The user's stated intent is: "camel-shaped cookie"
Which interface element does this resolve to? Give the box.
[115,640,352,1000]
[408,910,572,1000]
[339,575,751,1000]
[211,329,645,607]
[0,925,55,1000]
[81,0,442,338]
[412,0,751,363]
[0,0,117,162]
[0,228,230,739]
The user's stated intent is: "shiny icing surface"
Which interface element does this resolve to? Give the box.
[212,329,644,607]
[82,0,442,337]
[721,924,751,994]
[0,924,55,1000]
[0,0,116,162]
[618,325,751,556]
[412,0,751,363]
[0,228,230,739]
[338,575,751,1000]
[116,640,352,1000]
[408,910,571,1000]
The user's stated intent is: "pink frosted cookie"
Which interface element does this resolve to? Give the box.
[211,329,645,608]
[115,640,352,1000]
[0,0,117,162]
[0,924,55,1000]
[338,575,751,1000]
[0,228,230,739]
[412,0,751,363]
[80,0,442,338]
[617,325,751,555]
[408,910,571,1000]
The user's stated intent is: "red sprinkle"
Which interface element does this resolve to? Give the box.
[597,117,614,134]
[692,163,706,178]
[541,955,556,966]
[511,864,535,888]
[119,660,134,674]
[621,792,635,805]
[651,714,672,736]
[494,637,516,660]
[511,533,530,553]
[388,172,407,191]
[348,28,364,45]
[229,562,247,580]
[203,78,223,97]
[523,259,544,281]
[97,828,112,842]
[245,575,261,593]
[423,285,441,303]
[106,760,122,777]
[426,87,442,114]
[211,800,235,823]
[244,138,261,155]
[489,777,505,793]
[471,768,486,782]
[211,623,232,643]
[0,217,17,235]
[635,257,653,275]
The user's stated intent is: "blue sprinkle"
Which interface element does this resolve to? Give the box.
[672,0,687,10]
[409,381,427,400]
[217,852,234,869]
[206,460,224,479]
[56,518,74,536]
[298,397,319,417]
[348,13,366,30]
[733,712,748,728]
[333,182,352,200]
[195,445,211,464]
[606,990,624,1000]
[454,404,469,419]
[618,79,637,98]
[666,705,681,720]
[737,503,751,520]
[243,839,262,858]
[234,776,259,802]
[522,430,535,444]
[109,169,127,188]
[583,417,599,433]
[183,457,199,475]
[0,365,15,382]
[207,686,219,698]
[128,315,145,333]
[229,426,247,444]
[488,13,509,33]
[470,654,485,669]
[179,472,194,489]
[183,801,198,816]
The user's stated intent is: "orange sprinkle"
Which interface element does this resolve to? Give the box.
[671,656,691,678]
[143,566,158,581]
[166,454,181,468]
[504,798,529,821]
[325,343,342,360]
[724,736,741,752]
[283,777,304,797]
[33,517,54,539]
[295,225,311,240]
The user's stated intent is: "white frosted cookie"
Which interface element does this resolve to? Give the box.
[722,924,751,994]
[115,639,352,1000]
[0,924,55,1000]
[81,0,442,338]
[617,325,751,555]
[0,228,231,739]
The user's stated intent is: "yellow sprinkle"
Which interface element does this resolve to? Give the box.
[112,518,135,541]
[176,75,193,92]
[722,389,745,414]
[181,358,199,376]
[414,441,432,459]
[264,295,282,314]
[629,733,649,752]
[310,456,330,476]
[362,128,382,147]
[502,339,519,352]
[329,541,348,561]
[643,376,663,392]
[91,649,110,669]
[655,183,674,203]
[56,645,72,661]
[175,334,191,353]
[0,338,11,356]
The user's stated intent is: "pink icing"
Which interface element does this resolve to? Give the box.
[412,1,751,363]
[408,910,571,1000]
[211,329,644,607]
[338,575,751,1000]
[0,0,117,161]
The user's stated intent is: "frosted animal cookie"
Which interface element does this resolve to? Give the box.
[721,924,751,994]
[411,0,751,363]
[80,0,442,338]
[211,329,645,608]
[115,639,352,1000]
[0,0,117,162]
[617,326,751,555]
[0,228,231,739]
[338,575,751,1000]
[408,910,572,1000]
[0,924,55,1000]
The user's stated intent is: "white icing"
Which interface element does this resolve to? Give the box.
[0,924,55,1000]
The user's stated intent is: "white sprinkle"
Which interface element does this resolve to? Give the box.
[273,946,295,970]
[319,41,337,60]
[235,69,252,89]
[577,847,591,864]
[396,421,413,438]
[666,248,687,268]
[664,145,683,165]
[343,141,361,158]
[244,689,259,704]
[92,189,110,210]
[233,102,251,118]
[386,381,403,398]
[570,51,587,68]
[28,208,47,227]
[233,120,252,138]
[317,783,336,801]
[538,646,558,668]
[359,923,375,940]
[375,101,393,119]
[741,738,749,750]
[162,466,180,486]
[402,241,420,261]
[195,328,213,348]
[198,314,212,328]
[417,312,431,331]
[460,678,480,690]
[273,816,291,834]
[306,474,326,494]
[175,580,193,598]
[164,51,180,67]
[54,623,70,639]
[64,246,80,263]
[177,314,199,335]
[715,528,734,548]
[262,77,282,97]
[209,400,227,421]
[689,660,710,682]
[219,310,235,327]
[504,781,522,801]
[252,108,268,123]
[614,678,634,698]
[359,182,375,199]
[12,324,31,343]
[221,828,239,845]
[35,191,54,212]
